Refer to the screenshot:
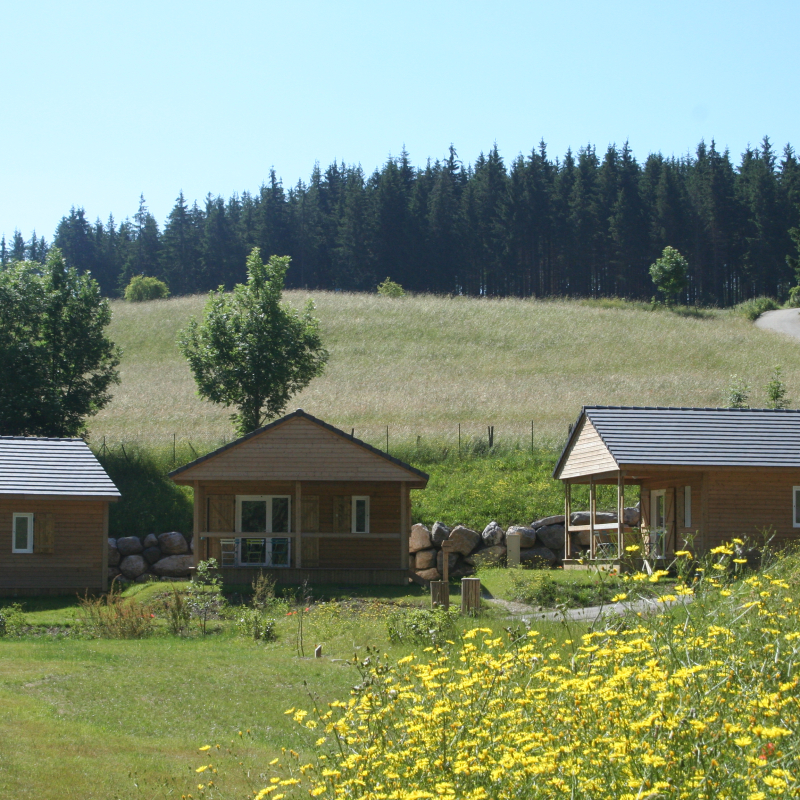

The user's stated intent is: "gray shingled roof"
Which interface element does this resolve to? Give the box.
[0,437,120,497]
[579,406,800,468]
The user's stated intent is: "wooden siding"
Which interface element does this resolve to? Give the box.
[173,416,421,483]
[558,418,618,480]
[705,469,800,550]
[195,479,405,573]
[0,498,106,593]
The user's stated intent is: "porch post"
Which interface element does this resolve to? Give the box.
[564,481,572,559]
[192,480,201,569]
[617,471,624,560]
[294,481,302,569]
[589,476,596,560]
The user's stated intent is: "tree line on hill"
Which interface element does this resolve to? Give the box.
[3,136,800,305]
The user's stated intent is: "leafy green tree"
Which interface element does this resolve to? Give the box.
[124,275,170,301]
[765,366,790,409]
[178,248,328,435]
[649,245,689,305]
[0,248,120,436]
[377,277,405,297]
[726,375,750,409]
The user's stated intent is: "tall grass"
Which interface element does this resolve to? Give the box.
[90,292,800,448]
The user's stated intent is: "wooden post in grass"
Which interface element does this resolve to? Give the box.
[431,541,456,610]
[461,577,481,615]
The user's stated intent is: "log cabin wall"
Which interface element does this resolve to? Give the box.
[0,497,107,594]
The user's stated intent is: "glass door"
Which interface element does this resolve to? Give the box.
[235,496,291,567]
[650,490,666,558]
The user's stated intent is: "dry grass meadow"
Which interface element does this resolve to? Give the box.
[91,292,800,451]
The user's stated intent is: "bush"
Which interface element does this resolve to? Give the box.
[78,587,155,638]
[786,286,800,308]
[124,275,170,302]
[385,606,459,646]
[0,603,25,636]
[376,277,405,298]
[734,296,780,320]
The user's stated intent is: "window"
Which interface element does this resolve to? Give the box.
[649,490,666,558]
[794,487,800,528]
[12,513,34,553]
[352,496,370,533]
[684,486,692,529]
[235,496,291,567]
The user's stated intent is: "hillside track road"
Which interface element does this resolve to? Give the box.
[755,308,800,341]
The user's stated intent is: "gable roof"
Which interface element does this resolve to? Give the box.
[554,406,800,478]
[0,437,120,498]
[169,409,429,484]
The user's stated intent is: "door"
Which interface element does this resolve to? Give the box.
[235,496,291,567]
[650,490,666,558]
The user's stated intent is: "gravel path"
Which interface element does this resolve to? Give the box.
[485,595,683,624]
[754,308,800,341]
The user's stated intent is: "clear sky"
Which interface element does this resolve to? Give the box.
[2,0,798,242]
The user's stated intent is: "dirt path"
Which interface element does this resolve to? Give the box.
[755,308,800,341]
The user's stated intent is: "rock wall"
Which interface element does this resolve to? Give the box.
[108,532,194,585]
[410,505,641,582]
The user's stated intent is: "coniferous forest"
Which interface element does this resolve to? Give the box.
[4,137,800,305]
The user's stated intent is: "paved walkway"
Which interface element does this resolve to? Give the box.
[754,308,800,341]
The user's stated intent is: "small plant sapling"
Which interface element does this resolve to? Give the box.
[765,365,791,410]
[727,374,750,409]
[188,558,223,636]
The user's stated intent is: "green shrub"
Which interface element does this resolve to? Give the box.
[734,296,779,320]
[376,277,405,298]
[124,275,170,302]
[786,286,800,307]
[234,608,277,641]
[78,588,155,638]
[385,606,459,646]
[0,603,25,636]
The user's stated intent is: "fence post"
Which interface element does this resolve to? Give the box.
[461,577,481,615]
[506,531,521,567]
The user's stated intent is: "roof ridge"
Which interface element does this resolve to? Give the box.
[584,405,800,413]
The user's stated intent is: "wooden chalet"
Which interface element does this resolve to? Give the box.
[0,437,120,595]
[554,406,800,565]
[169,409,428,585]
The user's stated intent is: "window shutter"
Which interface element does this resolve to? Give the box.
[301,497,319,532]
[207,496,235,531]
[301,537,319,568]
[665,488,676,554]
[34,513,55,554]
[333,496,350,533]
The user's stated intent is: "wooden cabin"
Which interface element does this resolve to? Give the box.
[169,410,428,585]
[553,406,800,565]
[0,437,120,595]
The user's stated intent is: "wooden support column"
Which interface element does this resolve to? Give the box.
[564,481,572,558]
[589,477,596,560]
[617,471,625,560]
[399,482,409,570]
[294,481,302,569]
[102,502,110,592]
[192,481,201,569]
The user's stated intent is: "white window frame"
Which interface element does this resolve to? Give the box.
[794,487,800,528]
[12,513,34,553]
[234,495,292,568]
[352,496,370,533]
[684,486,692,529]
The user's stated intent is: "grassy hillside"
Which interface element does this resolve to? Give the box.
[92,292,800,451]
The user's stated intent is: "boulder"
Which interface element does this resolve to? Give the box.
[415,548,437,570]
[408,553,416,570]
[108,539,120,567]
[520,546,557,566]
[532,515,565,529]
[506,526,538,549]
[446,525,481,556]
[116,536,143,557]
[119,554,148,580]
[143,533,159,549]
[431,521,451,546]
[535,523,566,550]
[409,523,432,553]
[451,562,475,578]
[473,545,507,566]
[572,530,591,547]
[142,546,162,565]
[157,531,189,555]
[134,574,152,584]
[107,566,121,580]
[436,550,461,575]
[570,511,618,527]
[187,536,193,554]
[623,506,641,526]
[481,521,505,547]
[152,554,194,578]
[416,567,441,582]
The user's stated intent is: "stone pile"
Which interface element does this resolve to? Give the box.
[108,532,194,584]
[409,505,641,581]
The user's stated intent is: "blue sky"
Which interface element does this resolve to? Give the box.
[2,0,798,242]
